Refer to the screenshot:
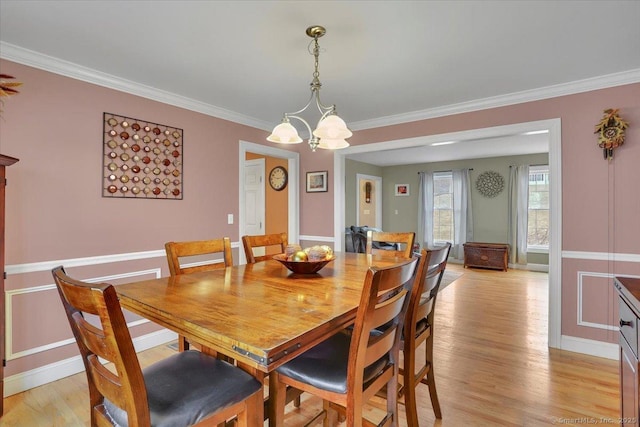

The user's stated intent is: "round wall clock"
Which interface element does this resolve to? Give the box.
[476,170,504,198]
[269,166,288,191]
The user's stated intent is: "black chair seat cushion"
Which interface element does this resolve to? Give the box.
[376,317,428,340]
[104,350,261,427]
[414,318,429,337]
[276,331,389,394]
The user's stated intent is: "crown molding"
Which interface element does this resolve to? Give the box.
[348,68,640,131]
[3,41,639,132]
[0,42,272,131]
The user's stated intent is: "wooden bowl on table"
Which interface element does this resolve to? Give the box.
[272,254,335,274]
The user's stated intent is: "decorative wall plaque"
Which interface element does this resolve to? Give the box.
[102,113,183,199]
[475,170,504,198]
[594,108,629,161]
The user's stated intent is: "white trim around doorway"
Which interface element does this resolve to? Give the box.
[333,118,562,350]
[238,141,300,264]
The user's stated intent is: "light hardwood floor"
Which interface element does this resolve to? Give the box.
[1,264,619,426]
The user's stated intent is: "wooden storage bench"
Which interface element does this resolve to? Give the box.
[463,242,509,271]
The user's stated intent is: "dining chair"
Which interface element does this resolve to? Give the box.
[365,230,415,259]
[401,243,451,424]
[165,237,233,276]
[350,226,368,253]
[51,266,262,427]
[271,256,419,427]
[241,232,287,263]
[165,237,233,351]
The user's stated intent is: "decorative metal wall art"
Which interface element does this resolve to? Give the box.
[102,113,183,199]
[594,108,629,161]
[476,171,504,198]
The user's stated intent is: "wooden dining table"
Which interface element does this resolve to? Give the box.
[115,252,404,426]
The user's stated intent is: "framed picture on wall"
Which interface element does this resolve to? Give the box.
[306,171,328,192]
[395,184,410,196]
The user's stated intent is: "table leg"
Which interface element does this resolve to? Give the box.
[268,372,287,427]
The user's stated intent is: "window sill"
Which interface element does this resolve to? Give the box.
[527,246,549,254]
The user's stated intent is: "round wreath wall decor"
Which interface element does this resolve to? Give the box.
[476,171,504,198]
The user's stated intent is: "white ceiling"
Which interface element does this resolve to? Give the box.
[1,1,639,165]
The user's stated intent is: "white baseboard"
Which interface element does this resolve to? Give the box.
[560,334,619,360]
[511,263,549,272]
[448,258,549,272]
[4,329,177,397]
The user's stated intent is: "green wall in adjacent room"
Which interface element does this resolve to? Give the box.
[345,153,550,265]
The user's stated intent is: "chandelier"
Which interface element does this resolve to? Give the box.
[267,25,352,152]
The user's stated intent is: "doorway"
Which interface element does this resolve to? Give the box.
[332,119,562,349]
[243,158,265,244]
[238,141,300,264]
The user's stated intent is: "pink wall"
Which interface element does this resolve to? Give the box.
[1,57,639,386]
[0,60,275,264]
[345,83,640,347]
[347,84,640,256]
[0,59,285,378]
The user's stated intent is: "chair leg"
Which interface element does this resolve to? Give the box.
[402,343,420,427]
[322,400,331,427]
[235,390,263,427]
[404,375,419,426]
[424,365,441,418]
[424,337,442,418]
[179,335,189,352]
[386,369,400,427]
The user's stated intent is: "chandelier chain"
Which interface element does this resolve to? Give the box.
[311,37,321,90]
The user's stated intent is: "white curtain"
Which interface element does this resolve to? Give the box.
[452,169,473,259]
[418,169,471,257]
[417,172,434,250]
[508,165,529,265]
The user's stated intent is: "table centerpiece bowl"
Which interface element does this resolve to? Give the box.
[272,254,335,274]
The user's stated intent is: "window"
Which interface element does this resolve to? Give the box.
[433,172,453,242]
[528,166,549,249]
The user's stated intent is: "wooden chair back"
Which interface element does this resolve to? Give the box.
[365,230,415,259]
[272,256,419,426]
[52,266,151,426]
[349,257,418,401]
[165,237,232,351]
[52,266,262,427]
[165,237,232,276]
[242,232,287,263]
[401,243,451,423]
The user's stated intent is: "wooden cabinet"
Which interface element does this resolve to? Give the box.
[463,242,509,271]
[0,154,19,417]
[615,276,640,427]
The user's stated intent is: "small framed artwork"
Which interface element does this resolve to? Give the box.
[306,171,328,193]
[395,184,410,196]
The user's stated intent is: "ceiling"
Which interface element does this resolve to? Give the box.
[1,1,639,165]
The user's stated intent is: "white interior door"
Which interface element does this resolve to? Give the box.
[239,141,300,264]
[243,159,265,257]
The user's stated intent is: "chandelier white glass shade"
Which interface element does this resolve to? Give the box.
[267,25,352,152]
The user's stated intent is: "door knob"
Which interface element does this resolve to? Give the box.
[620,319,634,328]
